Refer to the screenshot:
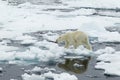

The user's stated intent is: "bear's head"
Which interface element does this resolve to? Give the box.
[56,35,65,43]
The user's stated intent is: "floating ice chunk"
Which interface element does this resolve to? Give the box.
[96,54,110,61]
[64,55,84,59]
[10,79,17,80]
[0,67,3,73]
[22,71,78,80]
[0,45,19,52]
[0,30,21,39]
[29,46,43,54]
[95,61,120,76]
[0,39,11,45]
[22,73,45,80]
[64,46,92,55]
[15,35,36,41]
[95,47,115,55]
[74,63,83,67]
[44,71,78,80]
[63,0,120,8]
[43,34,58,42]
[37,50,57,62]
[31,66,43,72]
[23,66,77,80]
[21,39,37,45]
[15,50,36,60]
[29,66,56,74]
[95,47,120,76]
[0,39,91,64]
[0,51,16,61]
[35,40,58,48]
[0,67,2,70]
[99,32,120,42]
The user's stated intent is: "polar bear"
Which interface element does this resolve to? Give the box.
[56,31,92,50]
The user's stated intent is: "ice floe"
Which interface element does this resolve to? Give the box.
[95,47,120,76]
[22,66,78,80]
[0,40,92,64]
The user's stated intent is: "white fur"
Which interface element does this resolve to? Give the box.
[56,31,92,50]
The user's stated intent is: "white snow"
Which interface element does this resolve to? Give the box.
[0,67,3,71]
[22,67,78,80]
[21,39,37,45]
[95,47,120,76]
[10,79,17,80]
[14,35,36,40]
[0,45,19,52]
[63,0,120,8]
[0,0,120,42]
[0,40,91,64]
[29,66,56,72]
[74,63,83,67]
[0,51,15,61]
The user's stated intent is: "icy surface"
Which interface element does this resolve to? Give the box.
[0,0,120,42]
[0,40,92,64]
[22,67,78,80]
[0,45,19,52]
[22,72,78,80]
[62,0,120,8]
[0,67,3,71]
[95,47,120,76]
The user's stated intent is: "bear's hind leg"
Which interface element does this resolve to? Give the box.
[73,43,78,49]
[83,38,92,50]
[85,44,92,50]
[83,42,92,50]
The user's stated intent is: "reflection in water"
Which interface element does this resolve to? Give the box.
[58,56,91,74]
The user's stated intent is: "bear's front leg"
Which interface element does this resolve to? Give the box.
[65,40,69,48]
[73,40,79,49]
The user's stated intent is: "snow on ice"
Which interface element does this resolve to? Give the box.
[22,72,78,80]
[63,0,120,8]
[95,47,120,76]
[22,66,78,80]
[0,39,92,64]
[0,0,120,42]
